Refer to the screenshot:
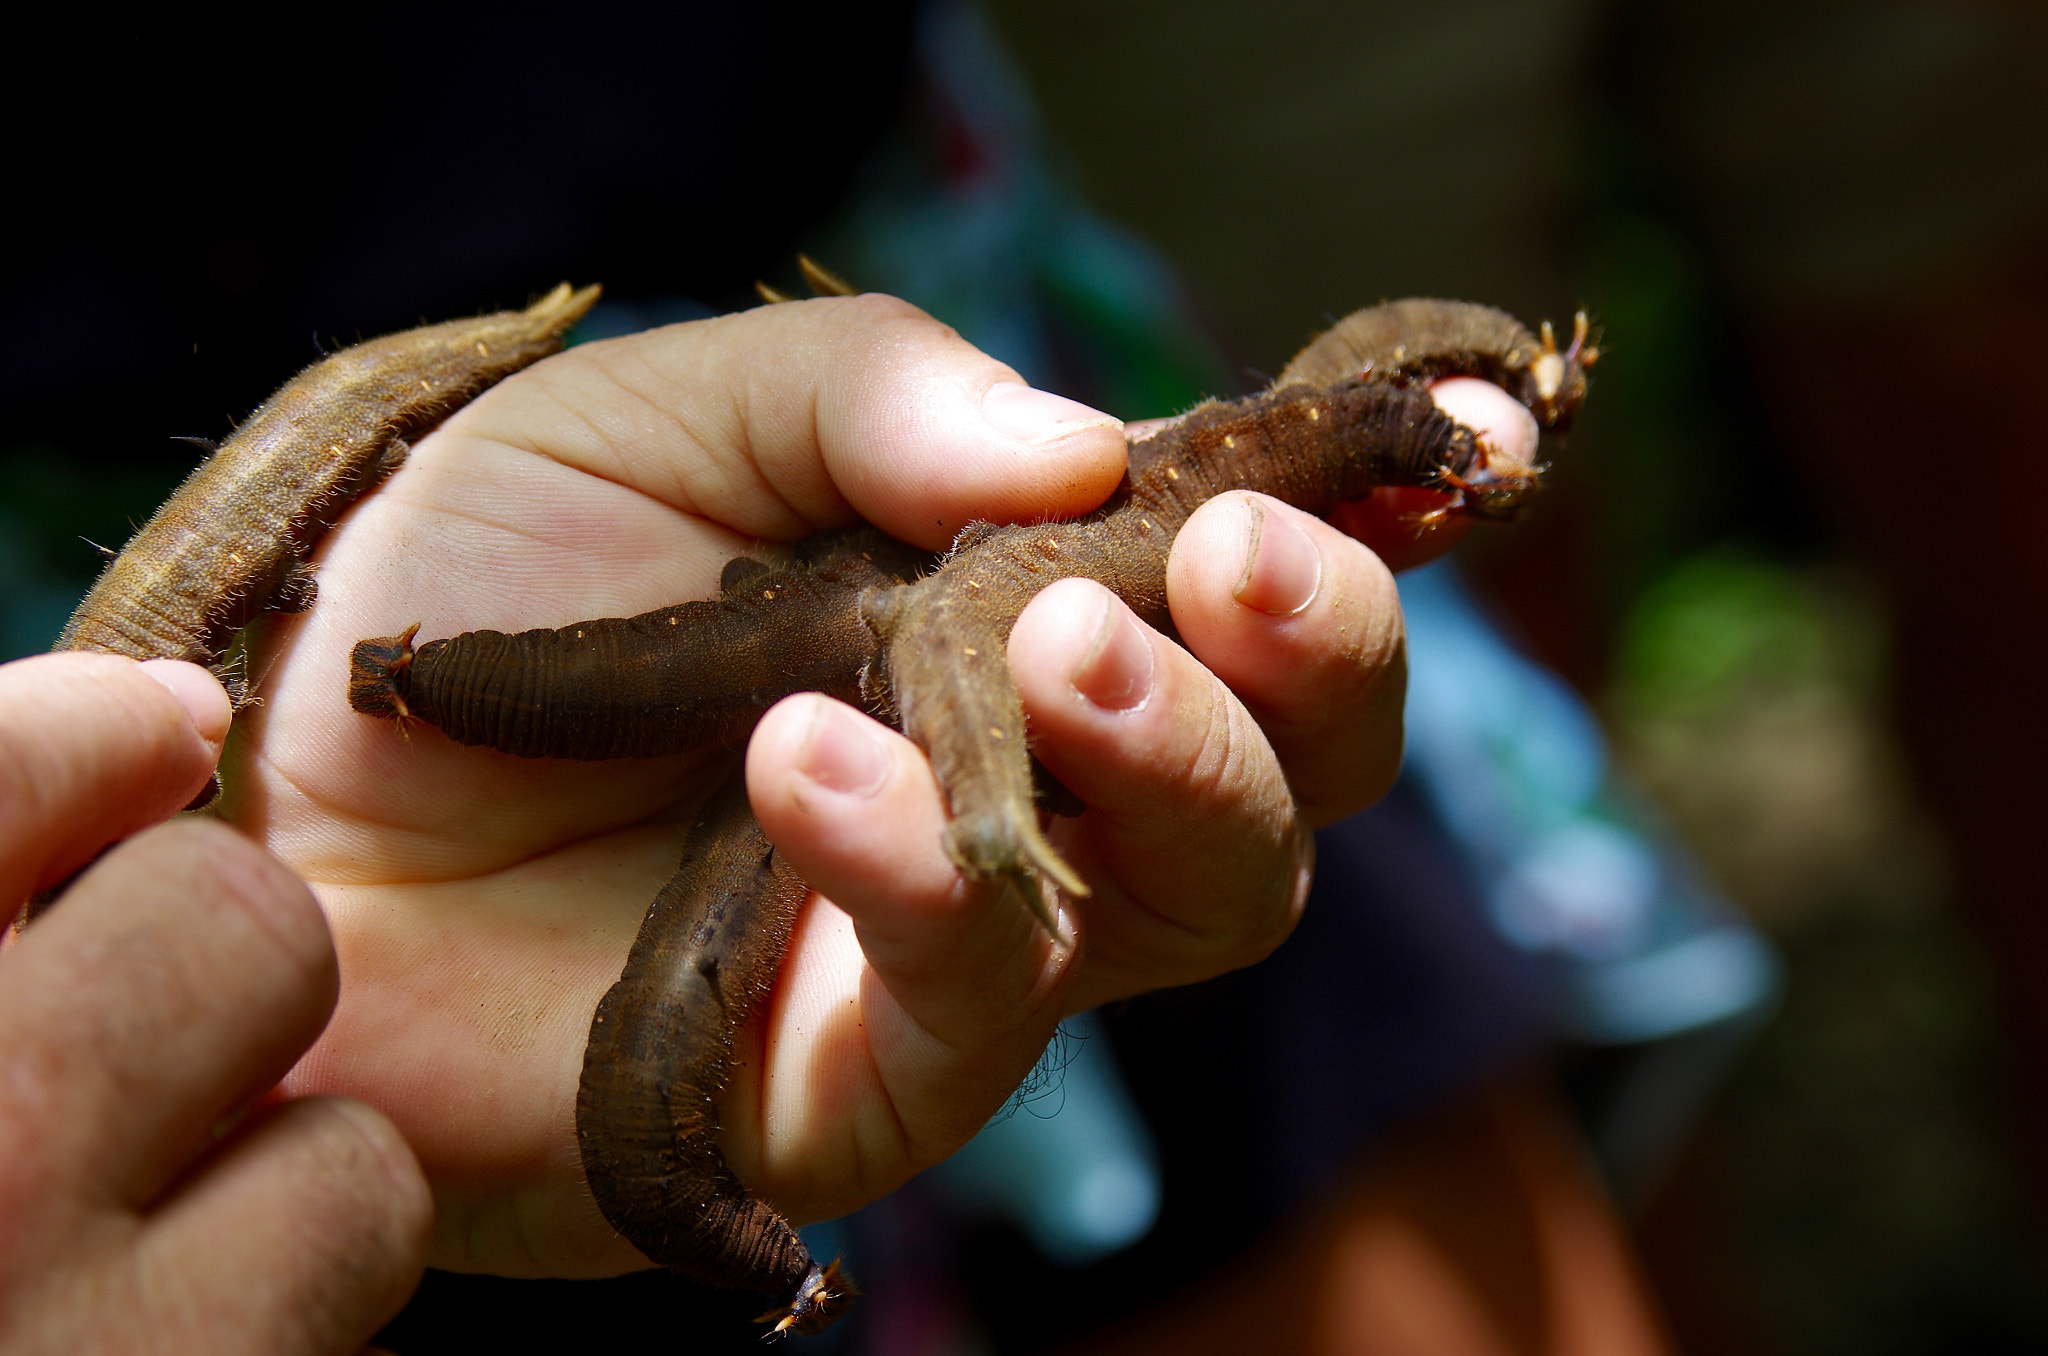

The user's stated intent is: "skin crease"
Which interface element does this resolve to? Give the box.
[0,653,431,1354]
[210,294,1534,1277]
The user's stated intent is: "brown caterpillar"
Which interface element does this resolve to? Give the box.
[575,770,853,1334]
[347,297,1595,1331]
[26,286,598,925]
[56,283,602,691]
[347,530,930,758]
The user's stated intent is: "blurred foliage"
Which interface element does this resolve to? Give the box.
[1612,553,1880,716]
[1607,550,2048,1352]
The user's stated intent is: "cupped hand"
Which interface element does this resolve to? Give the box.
[219,294,1523,1275]
[0,653,430,1354]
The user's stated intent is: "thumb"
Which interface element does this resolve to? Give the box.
[439,292,1129,549]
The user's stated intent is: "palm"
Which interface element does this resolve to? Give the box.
[216,376,921,1276]
[193,296,1473,1279]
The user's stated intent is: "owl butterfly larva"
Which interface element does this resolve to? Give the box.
[57,284,602,684]
[346,295,1595,1333]
[30,285,597,921]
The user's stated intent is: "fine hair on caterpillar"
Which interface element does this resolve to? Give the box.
[343,295,1593,1331]
[55,284,601,690]
[31,286,598,918]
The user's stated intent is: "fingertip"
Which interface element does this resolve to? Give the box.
[783,692,893,800]
[1231,495,1323,617]
[745,694,955,913]
[319,1095,435,1242]
[1032,579,1156,714]
[1430,376,1539,472]
[1171,493,1400,663]
[814,300,1128,546]
[139,659,233,747]
[0,653,234,901]
[1168,494,1407,824]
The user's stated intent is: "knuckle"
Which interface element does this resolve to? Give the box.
[100,820,336,1003]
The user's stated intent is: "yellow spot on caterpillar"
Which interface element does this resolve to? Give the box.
[669,615,679,625]
[575,629,585,639]
[963,645,978,657]
[968,579,982,590]
[475,341,490,357]
[1166,467,1180,480]
[989,726,1005,740]
[1308,407,1321,420]
[1224,436,1236,449]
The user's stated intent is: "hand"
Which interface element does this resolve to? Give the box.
[219,294,1531,1274]
[0,653,429,1354]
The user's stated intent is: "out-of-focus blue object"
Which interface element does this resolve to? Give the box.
[1400,557,1782,1196]
[1400,556,1781,1037]
[921,1012,1162,1266]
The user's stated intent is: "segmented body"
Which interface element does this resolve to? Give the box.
[56,284,601,687]
[572,773,849,1332]
[348,532,928,757]
[345,298,1593,1331]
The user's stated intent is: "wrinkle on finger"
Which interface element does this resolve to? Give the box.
[0,820,334,1213]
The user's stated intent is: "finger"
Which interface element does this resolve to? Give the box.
[0,818,338,1217]
[440,292,1130,549]
[1167,492,1407,826]
[136,1096,429,1355]
[0,654,229,902]
[743,694,1073,1144]
[1007,578,1312,1008]
[1328,376,1540,571]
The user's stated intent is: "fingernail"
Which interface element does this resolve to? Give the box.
[1234,498,1321,616]
[1070,589,1155,712]
[139,658,233,744]
[797,699,891,797]
[981,381,1123,446]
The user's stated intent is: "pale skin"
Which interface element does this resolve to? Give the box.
[2,294,1536,1341]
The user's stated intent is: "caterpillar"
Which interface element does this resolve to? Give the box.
[30,285,596,919]
[56,283,603,691]
[346,297,1596,1332]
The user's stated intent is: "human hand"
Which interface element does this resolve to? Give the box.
[219,294,1531,1275]
[0,653,430,1354]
